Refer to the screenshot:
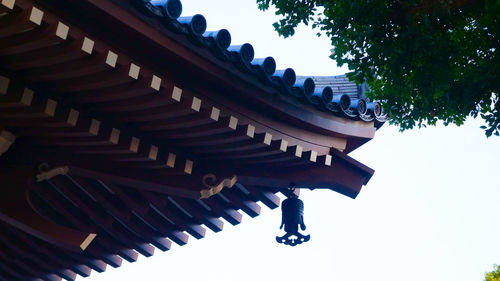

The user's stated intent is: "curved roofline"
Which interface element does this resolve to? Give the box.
[50,0,383,142]
[128,0,387,123]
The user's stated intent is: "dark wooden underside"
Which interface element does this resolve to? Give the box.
[0,156,280,281]
[0,1,375,280]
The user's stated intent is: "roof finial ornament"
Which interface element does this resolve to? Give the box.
[276,185,310,247]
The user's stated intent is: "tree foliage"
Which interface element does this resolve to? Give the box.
[257,0,500,136]
[485,264,500,281]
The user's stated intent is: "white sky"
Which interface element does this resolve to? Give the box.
[83,1,500,280]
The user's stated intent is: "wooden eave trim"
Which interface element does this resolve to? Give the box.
[0,1,372,198]
[0,153,285,280]
[0,1,350,153]
[0,79,197,176]
[0,167,97,252]
[37,0,378,140]
[0,72,335,178]
[0,0,354,156]
[0,76,370,200]
[0,80,241,200]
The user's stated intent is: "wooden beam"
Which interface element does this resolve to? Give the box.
[0,222,98,276]
[167,197,224,232]
[141,191,207,239]
[29,182,124,269]
[0,5,33,38]
[0,243,42,279]
[0,20,60,56]
[44,175,155,258]
[63,165,236,199]
[0,167,97,251]
[195,198,242,226]
[0,236,78,279]
[67,0,376,141]
[238,184,281,210]
[68,176,173,251]
[2,40,84,71]
[226,152,373,199]
[101,182,190,246]
[219,188,261,218]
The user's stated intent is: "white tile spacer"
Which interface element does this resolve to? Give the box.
[129,137,140,153]
[151,75,161,91]
[166,153,176,168]
[80,234,96,251]
[210,107,220,121]
[184,160,193,174]
[44,99,57,116]
[67,109,79,126]
[148,145,158,160]
[106,51,118,68]
[56,22,69,40]
[128,63,140,80]
[89,119,100,136]
[191,97,201,112]
[295,145,303,157]
[0,76,9,95]
[263,132,272,145]
[325,154,332,166]
[110,128,120,144]
[21,88,34,106]
[246,124,255,138]
[81,37,94,55]
[229,116,238,130]
[172,86,182,102]
[29,6,43,25]
[279,140,288,152]
[309,151,318,162]
[1,0,15,9]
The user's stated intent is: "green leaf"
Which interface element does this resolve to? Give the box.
[256,0,500,136]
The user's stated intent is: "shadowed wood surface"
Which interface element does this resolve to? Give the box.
[0,0,378,280]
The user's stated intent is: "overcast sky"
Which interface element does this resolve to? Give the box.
[83,1,500,280]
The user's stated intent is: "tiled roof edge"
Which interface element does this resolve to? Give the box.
[133,0,387,123]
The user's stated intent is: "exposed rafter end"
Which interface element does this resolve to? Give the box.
[80,233,97,251]
[0,130,16,157]
[200,174,238,199]
[0,0,15,12]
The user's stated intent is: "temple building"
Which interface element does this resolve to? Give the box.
[0,0,386,280]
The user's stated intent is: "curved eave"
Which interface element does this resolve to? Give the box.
[44,0,379,141]
[270,94,377,139]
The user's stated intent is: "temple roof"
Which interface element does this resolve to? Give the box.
[305,75,364,100]
[132,0,387,124]
[0,0,380,280]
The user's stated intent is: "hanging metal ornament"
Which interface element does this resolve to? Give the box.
[276,187,310,246]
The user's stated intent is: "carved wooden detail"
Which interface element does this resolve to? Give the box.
[200,174,238,199]
[36,163,69,182]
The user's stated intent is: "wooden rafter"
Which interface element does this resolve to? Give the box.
[0,0,380,279]
[0,167,96,252]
